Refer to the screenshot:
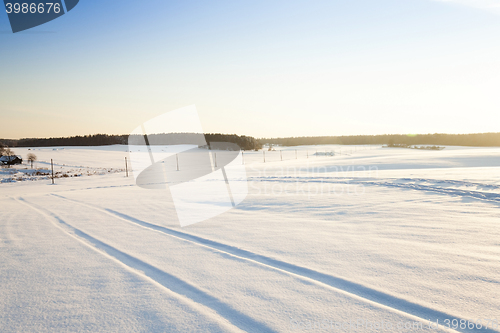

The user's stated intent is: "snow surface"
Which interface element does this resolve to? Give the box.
[1,145,499,332]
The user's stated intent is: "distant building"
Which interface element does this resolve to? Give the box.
[0,155,23,165]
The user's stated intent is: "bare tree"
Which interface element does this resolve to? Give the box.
[4,148,14,157]
[2,148,15,168]
[27,153,37,168]
[0,143,5,156]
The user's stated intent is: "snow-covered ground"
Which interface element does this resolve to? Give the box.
[1,145,499,332]
[0,147,127,183]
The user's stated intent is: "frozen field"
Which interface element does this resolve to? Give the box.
[1,145,499,332]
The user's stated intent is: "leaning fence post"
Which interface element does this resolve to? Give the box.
[125,157,129,177]
[263,150,266,163]
[176,154,179,171]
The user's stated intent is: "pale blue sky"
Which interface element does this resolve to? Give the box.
[1,0,500,139]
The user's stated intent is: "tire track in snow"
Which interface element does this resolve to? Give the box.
[17,197,274,333]
[394,178,500,191]
[372,181,500,203]
[251,176,500,204]
[0,198,22,246]
[51,194,498,333]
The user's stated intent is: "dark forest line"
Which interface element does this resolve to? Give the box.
[260,133,500,147]
[3,132,500,150]
[1,133,263,151]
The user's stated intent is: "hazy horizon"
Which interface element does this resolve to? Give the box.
[3,130,500,142]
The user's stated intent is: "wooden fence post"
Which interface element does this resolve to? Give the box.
[51,159,54,184]
[125,157,128,177]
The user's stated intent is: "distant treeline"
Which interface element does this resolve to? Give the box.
[1,133,262,151]
[261,133,500,147]
[3,134,125,148]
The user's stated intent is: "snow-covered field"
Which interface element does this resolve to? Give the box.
[1,145,499,332]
